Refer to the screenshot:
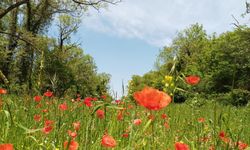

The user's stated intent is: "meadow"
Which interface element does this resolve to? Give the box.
[0,90,249,150]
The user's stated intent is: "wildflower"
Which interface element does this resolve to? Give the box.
[41,120,54,134]
[122,133,129,138]
[73,121,80,131]
[133,87,172,110]
[42,125,53,134]
[0,88,7,94]
[44,90,53,97]
[34,114,41,122]
[36,103,42,108]
[101,134,117,148]
[0,143,14,150]
[148,114,155,121]
[115,100,121,104]
[219,131,230,143]
[175,142,190,150]
[34,95,42,102]
[59,102,68,111]
[185,75,200,85]
[45,120,54,126]
[64,140,79,150]
[117,111,123,121]
[83,98,92,107]
[165,75,173,83]
[92,97,98,101]
[164,122,170,129]
[237,141,248,150]
[84,97,92,102]
[68,130,77,139]
[75,97,81,102]
[101,95,107,99]
[133,119,142,126]
[96,109,105,119]
[198,118,205,123]
[161,113,168,119]
[42,109,49,113]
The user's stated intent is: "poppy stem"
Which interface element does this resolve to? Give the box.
[150,111,155,150]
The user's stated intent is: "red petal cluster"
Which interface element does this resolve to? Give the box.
[133,87,171,110]
[185,75,200,85]
[101,134,116,148]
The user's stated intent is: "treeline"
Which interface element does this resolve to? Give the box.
[128,23,250,106]
[0,0,120,97]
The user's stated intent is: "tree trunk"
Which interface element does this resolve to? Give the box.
[20,0,33,91]
[2,0,18,81]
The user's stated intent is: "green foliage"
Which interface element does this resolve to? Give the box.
[128,24,250,106]
[230,89,250,106]
[0,0,114,97]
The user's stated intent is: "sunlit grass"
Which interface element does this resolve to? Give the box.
[0,94,249,149]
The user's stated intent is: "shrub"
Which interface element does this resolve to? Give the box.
[212,89,250,106]
[173,90,188,103]
[230,89,250,106]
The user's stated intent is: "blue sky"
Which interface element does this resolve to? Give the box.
[71,0,247,98]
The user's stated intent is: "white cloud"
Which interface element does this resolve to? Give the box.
[81,0,247,47]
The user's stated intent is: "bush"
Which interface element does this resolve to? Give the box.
[230,89,250,106]
[173,90,188,103]
[213,89,250,106]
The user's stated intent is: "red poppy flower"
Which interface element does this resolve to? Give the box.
[0,143,14,150]
[133,87,172,110]
[101,95,107,99]
[84,97,92,101]
[68,130,77,139]
[34,114,41,122]
[122,133,129,138]
[34,95,42,102]
[73,121,80,131]
[117,111,123,121]
[42,125,53,134]
[148,114,155,121]
[133,119,142,126]
[237,141,248,150]
[198,117,205,123]
[0,88,7,94]
[161,113,168,119]
[92,97,98,101]
[185,75,200,85]
[64,140,79,150]
[101,134,116,148]
[42,109,49,113]
[45,120,54,126]
[175,142,190,150]
[59,102,68,111]
[96,109,105,119]
[44,90,53,97]
[76,97,81,101]
[164,122,170,129]
[219,131,225,138]
[219,131,230,143]
[36,103,42,108]
[83,99,92,107]
[115,100,121,104]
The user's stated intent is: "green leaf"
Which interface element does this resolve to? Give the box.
[142,119,152,132]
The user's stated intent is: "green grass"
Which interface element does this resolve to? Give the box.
[0,94,249,150]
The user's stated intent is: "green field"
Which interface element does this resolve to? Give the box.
[0,94,249,150]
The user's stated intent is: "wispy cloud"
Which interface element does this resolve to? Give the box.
[81,0,246,47]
